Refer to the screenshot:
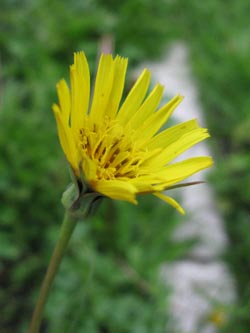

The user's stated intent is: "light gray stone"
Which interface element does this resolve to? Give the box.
[162,261,235,333]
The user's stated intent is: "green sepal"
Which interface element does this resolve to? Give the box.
[68,164,81,197]
[166,181,205,191]
[61,183,79,211]
[62,182,102,219]
[71,192,102,219]
[62,165,102,219]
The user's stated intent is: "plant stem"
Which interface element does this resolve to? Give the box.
[29,210,77,333]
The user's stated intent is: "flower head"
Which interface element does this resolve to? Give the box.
[53,51,213,214]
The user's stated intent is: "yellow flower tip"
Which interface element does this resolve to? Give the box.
[70,64,75,73]
[53,51,213,211]
[154,192,185,215]
[174,94,184,106]
[208,309,227,327]
[115,54,128,63]
[205,156,214,168]
[52,103,60,114]
[141,68,151,82]
[74,50,84,58]
[178,206,185,215]
[56,78,66,89]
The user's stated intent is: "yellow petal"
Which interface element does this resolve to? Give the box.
[129,172,167,188]
[70,51,90,134]
[52,104,77,170]
[105,55,128,119]
[117,69,151,125]
[135,94,183,143]
[153,192,185,215]
[81,153,97,181]
[153,157,213,188]
[89,54,114,125]
[127,179,155,193]
[56,79,71,124]
[93,179,138,204]
[145,128,210,168]
[147,119,199,150]
[127,83,164,130]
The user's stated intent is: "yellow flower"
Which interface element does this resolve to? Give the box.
[208,308,227,327]
[53,51,213,214]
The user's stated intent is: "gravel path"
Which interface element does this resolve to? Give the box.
[137,42,235,333]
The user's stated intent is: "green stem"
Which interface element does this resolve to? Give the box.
[29,210,77,333]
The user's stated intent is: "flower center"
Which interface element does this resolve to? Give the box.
[78,119,143,180]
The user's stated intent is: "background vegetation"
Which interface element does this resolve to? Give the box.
[1,0,250,332]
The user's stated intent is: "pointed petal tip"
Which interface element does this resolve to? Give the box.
[52,103,59,113]
[153,82,165,94]
[205,156,214,167]
[56,78,67,90]
[174,94,184,104]
[138,68,151,81]
[178,207,185,215]
[131,198,138,205]
[115,54,128,62]
[74,50,85,56]
[100,53,114,62]
[153,192,185,215]
[73,51,87,64]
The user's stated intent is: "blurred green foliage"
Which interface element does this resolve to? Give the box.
[46,198,189,333]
